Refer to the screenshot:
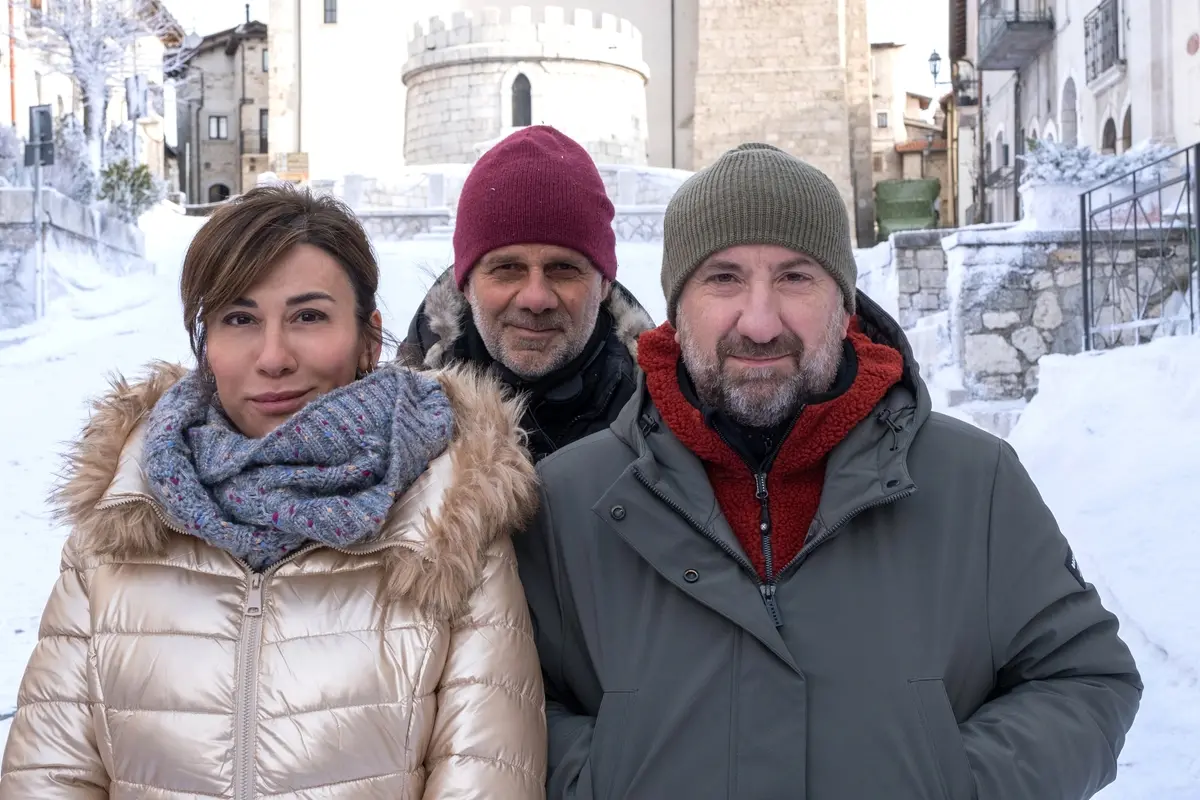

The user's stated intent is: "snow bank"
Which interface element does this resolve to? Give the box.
[1009,335,1200,797]
[139,201,207,278]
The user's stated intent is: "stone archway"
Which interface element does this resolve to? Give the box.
[1101,118,1118,154]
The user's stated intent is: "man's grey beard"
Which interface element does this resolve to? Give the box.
[678,307,848,428]
[468,288,603,380]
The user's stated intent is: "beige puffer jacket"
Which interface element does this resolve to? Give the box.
[0,363,547,799]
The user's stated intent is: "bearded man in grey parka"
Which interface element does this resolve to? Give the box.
[514,143,1141,799]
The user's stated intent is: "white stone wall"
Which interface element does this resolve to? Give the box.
[401,7,650,166]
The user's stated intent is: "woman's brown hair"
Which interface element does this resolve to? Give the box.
[180,184,382,367]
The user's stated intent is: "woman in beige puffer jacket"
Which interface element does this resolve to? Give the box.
[0,186,546,799]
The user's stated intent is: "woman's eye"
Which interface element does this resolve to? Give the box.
[296,310,326,323]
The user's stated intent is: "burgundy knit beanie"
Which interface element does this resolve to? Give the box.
[453,126,617,288]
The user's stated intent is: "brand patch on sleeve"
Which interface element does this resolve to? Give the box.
[1065,547,1086,588]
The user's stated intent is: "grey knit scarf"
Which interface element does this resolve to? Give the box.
[141,364,455,570]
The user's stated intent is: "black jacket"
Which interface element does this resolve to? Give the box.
[397,267,654,461]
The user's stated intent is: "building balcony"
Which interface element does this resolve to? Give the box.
[241,129,269,156]
[978,0,1056,71]
[985,166,1015,188]
[1085,0,1124,88]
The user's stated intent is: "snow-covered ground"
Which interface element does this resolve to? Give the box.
[0,205,1197,797]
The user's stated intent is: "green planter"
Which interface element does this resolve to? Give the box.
[875,178,942,240]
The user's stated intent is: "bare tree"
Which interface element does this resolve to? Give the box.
[19,0,189,177]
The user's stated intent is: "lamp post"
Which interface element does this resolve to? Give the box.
[929,49,983,227]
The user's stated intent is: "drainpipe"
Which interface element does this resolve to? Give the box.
[295,0,302,152]
[7,0,16,126]
[1012,71,1022,220]
[669,0,676,169]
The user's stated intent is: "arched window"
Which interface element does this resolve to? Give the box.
[511,73,531,128]
[1101,118,1118,155]
[1060,78,1078,146]
[208,183,231,203]
[1120,107,1132,153]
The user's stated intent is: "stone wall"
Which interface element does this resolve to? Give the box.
[402,7,650,166]
[692,0,874,245]
[943,228,1088,403]
[0,188,151,330]
[357,209,454,242]
[854,229,952,329]
[892,230,951,328]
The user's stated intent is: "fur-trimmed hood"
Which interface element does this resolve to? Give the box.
[398,265,654,370]
[51,361,539,618]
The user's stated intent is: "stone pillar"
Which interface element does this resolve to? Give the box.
[943,228,1085,402]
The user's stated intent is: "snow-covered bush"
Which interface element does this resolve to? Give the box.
[103,123,134,168]
[0,124,23,186]
[48,114,95,203]
[1020,140,1178,188]
[97,159,165,222]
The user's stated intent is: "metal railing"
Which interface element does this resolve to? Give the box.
[1084,0,1121,83]
[1080,143,1200,350]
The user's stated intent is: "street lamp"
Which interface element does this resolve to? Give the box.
[928,49,942,84]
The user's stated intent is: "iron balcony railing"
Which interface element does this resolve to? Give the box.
[241,129,269,155]
[1084,0,1121,84]
[977,0,1055,71]
[1080,143,1200,350]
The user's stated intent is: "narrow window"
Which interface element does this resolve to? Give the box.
[876,111,888,128]
[324,0,337,24]
[209,115,229,140]
[512,73,532,127]
[262,48,269,71]
[259,108,269,153]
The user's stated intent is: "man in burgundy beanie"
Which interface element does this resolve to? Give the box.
[399,126,653,461]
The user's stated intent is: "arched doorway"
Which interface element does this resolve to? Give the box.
[511,73,531,128]
[1060,79,1078,146]
[208,183,231,203]
[1101,118,1118,154]
[1120,107,1132,152]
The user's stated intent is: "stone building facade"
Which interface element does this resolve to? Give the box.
[401,7,650,166]
[175,21,270,203]
[692,0,876,247]
[956,0,1200,225]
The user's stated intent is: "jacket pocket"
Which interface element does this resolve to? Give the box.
[591,690,636,800]
[909,678,978,800]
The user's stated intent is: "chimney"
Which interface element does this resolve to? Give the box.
[246,4,250,23]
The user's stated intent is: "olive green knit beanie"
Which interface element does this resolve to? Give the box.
[661,143,857,325]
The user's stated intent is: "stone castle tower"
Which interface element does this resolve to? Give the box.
[692,0,875,247]
[402,6,651,166]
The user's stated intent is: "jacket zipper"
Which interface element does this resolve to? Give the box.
[753,471,783,628]
[95,493,417,799]
[235,572,265,800]
[776,487,916,582]
[710,412,800,630]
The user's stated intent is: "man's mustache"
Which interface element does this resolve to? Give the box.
[718,335,803,361]
[501,312,568,332]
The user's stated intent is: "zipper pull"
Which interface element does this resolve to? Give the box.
[760,583,784,628]
[754,473,768,501]
[244,573,264,617]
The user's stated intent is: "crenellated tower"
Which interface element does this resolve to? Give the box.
[401,5,651,165]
